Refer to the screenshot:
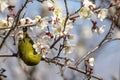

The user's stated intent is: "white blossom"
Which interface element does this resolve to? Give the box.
[37,18,48,30]
[88,57,94,67]
[97,9,108,21]
[63,41,73,54]
[65,22,73,33]
[79,7,93,19]
[98,25,105,34]
[83,0,96,9]
[33,42,41,54]
[33,39,50,55]
[20,19,26,25]
[35,15,41,22]
[63,46,73,54]
[25,17,33,24]
[47,1,53,7]
[7,17,14,27]
[53,8,62,17]
[53,25,62,35]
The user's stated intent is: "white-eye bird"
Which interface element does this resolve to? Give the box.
[18,27,41,66]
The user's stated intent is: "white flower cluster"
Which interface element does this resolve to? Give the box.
[0,0,110,58]
[63,41,74,54]
[79,0,95,19]
[88,57,94,67]
[33,40,50,58]
[97,9,108,21]
[79,0,108,21]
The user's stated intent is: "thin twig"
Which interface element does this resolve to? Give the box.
[55,44,64,58]
[51,0,70,58]
[69,8,81,17]
[52,0,70,58]
[59,67,67,80]
[50,37,62,49]
[0,0,29,49]
[43,57,103,80]
[63,0,69,31]
[0,54,17,57]
[75,18,114,66]
[0,54,103,80]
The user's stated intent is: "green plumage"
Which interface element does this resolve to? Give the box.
[18,28,41,66]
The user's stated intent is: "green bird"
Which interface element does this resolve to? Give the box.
[18,27,41,66]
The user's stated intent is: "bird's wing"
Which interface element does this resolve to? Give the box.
[26,35,38,55]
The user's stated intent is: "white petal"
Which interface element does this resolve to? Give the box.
[89,58,94,66]
[0,2,8,12]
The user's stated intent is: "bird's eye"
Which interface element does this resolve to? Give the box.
[23,27,27,32]
[19,38,22,41]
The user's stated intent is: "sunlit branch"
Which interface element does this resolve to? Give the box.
[50,37,62,49]
[0,53,103,80]
[43,57,103,80]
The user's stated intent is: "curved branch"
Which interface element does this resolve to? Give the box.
[0,53,103,80]
[43,57,103,80]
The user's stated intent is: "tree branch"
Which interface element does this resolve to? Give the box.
[0,53,103,80]
[75,18,114,66]
[0,0,29,49]
[50,37,62,49]
[0,23,37,30]
[0,54,17,57]
[43,57,103,80]
[63,0,69,31]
